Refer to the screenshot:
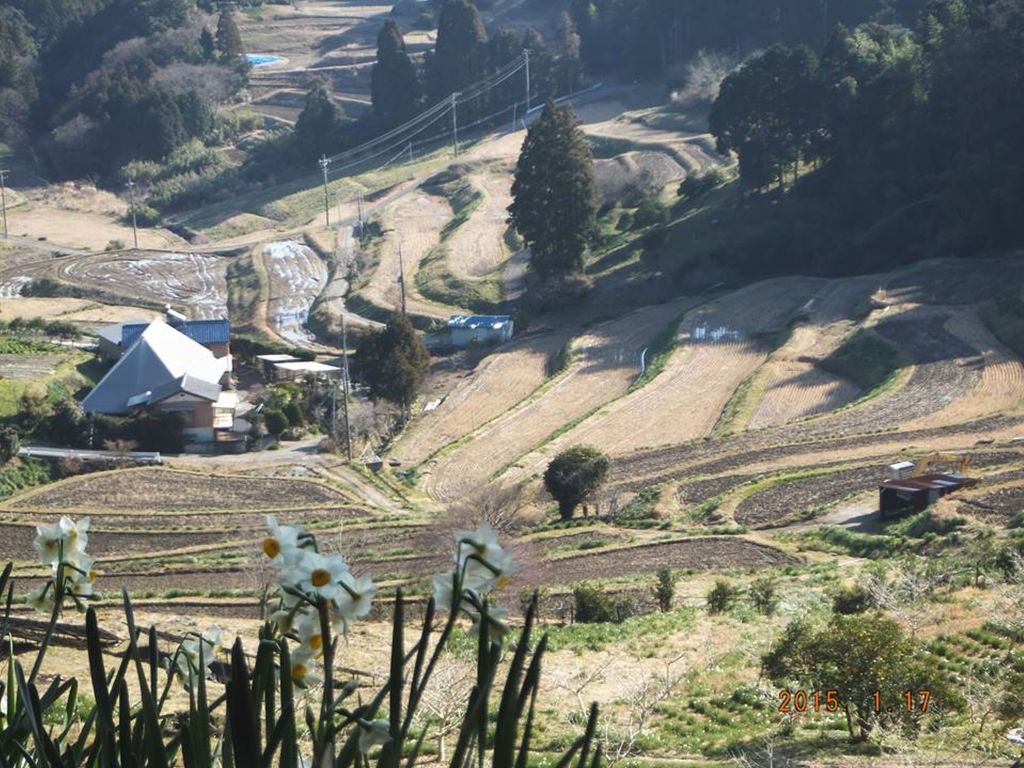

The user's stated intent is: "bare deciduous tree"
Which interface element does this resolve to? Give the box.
[415,653,474,763]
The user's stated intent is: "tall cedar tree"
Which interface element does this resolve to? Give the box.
[508,101,598,277]
[543,445,610,520]
[294,82,344,162]
[199,27,216,61]
[357,311,430,414]
[555,12,583,96]
[430,0,488,102]
[371,19,422,126]
[215,9,243,60]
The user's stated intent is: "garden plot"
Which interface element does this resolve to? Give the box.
[423,299,693,502]
[356,191,464,319]
[261,240,328,346]
[957,484,1024,523]
[391,329,573,465]
[527,277,824,458]
[446,168,514,280]
[0,252,54,297]
[534,537,795,584]
[732,466,882,528]
[7,468,351,512]
[0,353,65,380]
[57,252,228,318]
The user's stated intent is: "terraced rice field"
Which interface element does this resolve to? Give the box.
[524,277,824,459]
[356,190,466,319]
[446,168,514,280]
[423,299,693,502]
[262,240,329,345]
[32,251,230,317]
[391,328,573,465]
[732,466,881,528]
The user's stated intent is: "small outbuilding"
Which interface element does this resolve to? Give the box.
[447,315,514,348]
[878,474,978,518]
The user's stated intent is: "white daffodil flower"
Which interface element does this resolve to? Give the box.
[33,522,64,566]
[468,604,510,643]
[432,572,457,612]
[296,611,325,658]
[333,572,376,631]
[294,551,349,601]
[289,647,321,688]
[357,720,391,754]
[59,516,90,561]
[26,583,54,614]
[270,594,307,635]
[263,515,302,566]
[455,522,516,592]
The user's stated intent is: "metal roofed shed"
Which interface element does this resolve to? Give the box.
[878,473,978,518]
[446,315,514,348]
[273,361,341,380]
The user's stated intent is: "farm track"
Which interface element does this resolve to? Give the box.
[5,468,351,511]
[423,299,694,502]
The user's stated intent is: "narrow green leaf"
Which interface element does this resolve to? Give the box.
[226,638,261,768]
[122,590,171,768]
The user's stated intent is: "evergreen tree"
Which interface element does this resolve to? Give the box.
[555,12,583,96]
[429,0,488,101]
[370,19,421,126]
[356,311,430,415]
[215,9,243,61]
[199,26,216,61]
[294,81,344,162]
[543,445,610,520]
[508,101,598,277]
[521,28,554,103]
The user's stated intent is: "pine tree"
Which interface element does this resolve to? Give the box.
[356,311,430,415]
[429,0,488,101]
[215,9,243,61]
[370,19,421,126]
[294,81,344,162]
[508,101,598,277]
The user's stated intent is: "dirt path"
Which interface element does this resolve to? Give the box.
[422,299,693,502]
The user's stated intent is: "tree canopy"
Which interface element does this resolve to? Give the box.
[543,445,610,520]
[371,19,422,127]
[356,312,430,414]
[429,0,488,101]
[509,101,598,278]
[294,81,345,163]
[215,9,243,60]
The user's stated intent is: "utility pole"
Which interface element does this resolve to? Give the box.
[524,49,531,114]
[398,243,407,316]
[126,178,139,249]
[451,93,459,157]
[407,142,414,164]
[511,101,517,132]
[0,169,9,241]
[318,154,331,228]
[356,193,365,240]
[340,311,352,462]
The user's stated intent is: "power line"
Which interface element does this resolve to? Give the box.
[318,155,332,227]
[0,169,9,241]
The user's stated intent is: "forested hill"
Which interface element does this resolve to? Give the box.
[568,0,931,77]
[704,0,1024,274]
[0,0,245,178]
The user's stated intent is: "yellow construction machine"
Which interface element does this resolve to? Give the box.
[913,452,973,477]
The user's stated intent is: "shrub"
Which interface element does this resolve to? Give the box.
[133,203,161,227]
[633,195,669,229]
[0,428,20,464]
[264,409,289,436]
[653,567,675,612]
[706,579,738,614]
[750,577,778,615]
[573,583,637,623]
[832,583,876,615]
[105,239,125,251]
[283,400,304,427]
[544,445,610,521]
